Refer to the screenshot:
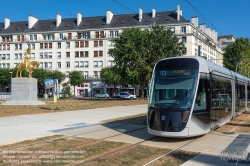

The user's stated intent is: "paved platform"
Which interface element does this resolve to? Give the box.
[0,104,147,145]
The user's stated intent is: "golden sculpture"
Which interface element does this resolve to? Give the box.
[16,48,40,78]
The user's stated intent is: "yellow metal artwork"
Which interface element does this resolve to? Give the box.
[16,48,40,78]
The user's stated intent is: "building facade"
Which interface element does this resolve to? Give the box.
[0,4,223,97]
[218,34,236,52]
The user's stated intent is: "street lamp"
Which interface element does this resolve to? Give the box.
[229,44,243,73]
[9,72,12,93]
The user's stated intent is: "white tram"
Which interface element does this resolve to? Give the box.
[147,56,250,137]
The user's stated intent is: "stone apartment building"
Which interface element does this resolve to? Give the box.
[0,4,223,97]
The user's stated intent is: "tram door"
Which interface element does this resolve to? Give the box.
[247,84,250,111]
[234,83,246,116]
[210,77,232,130]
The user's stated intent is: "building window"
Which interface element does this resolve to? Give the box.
[57,52,61,58]
[94,41,103,47]
[75,42,79,47]
[66,62,70,68]
[182,37,186,43]
[79,61,84,67]
[30,35,37,41]
[109,31,113,38]
[84,51,89,57]
[14,54,18,59]
[75,61,79,68]
[39,62,43,68]
[99,41,103,47]
[108,40,115,46]
[40,43,43,49]
[31,53,35,59]
[81,32,90,39]
[43,34,54,40]
[6,54,10,60]
[93,61,98,67]
[68,33,72,40]
[94,71,98,78]
[84,61,89,67]
[57,42,61,48]
[108,61,114,66]
[66,42,70,48]
[94,51,103,57]
[181,26,186,34]
[59,34,63,40]
[83,71,88,78]
[98,61,103,67]
[109,30,119,38]
[75,52,79,58]
[66,52,70,58]
[48,52,52,58]
[95,31,104,38]
[44,52,48,58]
[57,62,61,68]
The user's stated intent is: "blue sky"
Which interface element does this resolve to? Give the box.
[1,0,249,39]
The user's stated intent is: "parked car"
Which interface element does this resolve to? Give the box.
[94,92,110,98]
[115,92,137,100]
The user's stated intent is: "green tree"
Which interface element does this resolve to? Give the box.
[69,71,84,97]
[48,70,66,84]
[100,66,121,95]
[32,68,50,85]
[223,37,250,73]
[0,68,12,91]
[108,25,185,97]
[61,82,71,99]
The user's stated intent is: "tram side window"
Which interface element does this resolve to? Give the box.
[248,85,250,107]
[211,80,232,108]
[235,84,245,108]
[194,79,207,111]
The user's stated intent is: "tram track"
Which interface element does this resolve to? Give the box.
[143,139,195,166]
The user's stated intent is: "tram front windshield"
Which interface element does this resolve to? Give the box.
[149,68,199,110]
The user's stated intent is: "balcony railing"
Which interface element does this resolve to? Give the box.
[83,75,101,79]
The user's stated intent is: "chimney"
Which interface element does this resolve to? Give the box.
[191,16,198,27]
[139,7,142,22]
[152,8,156,18]
[4,17,10,29]
[56,14,61,27]
[28,15,38,29]
[199,23,206,32]
[205,28,211,38]
[177,4,180,21]
[215,31,218,43]
[211,30,215,41]
[179,9,182,16]
[77,12,82,26]
[106,10,113,24]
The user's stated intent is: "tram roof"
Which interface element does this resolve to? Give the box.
[158,56,250,83]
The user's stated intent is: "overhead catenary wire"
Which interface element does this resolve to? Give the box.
[186,0,223,35]
[112,0,137,14]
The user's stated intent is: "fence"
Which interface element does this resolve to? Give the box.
[0,92,11,99]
